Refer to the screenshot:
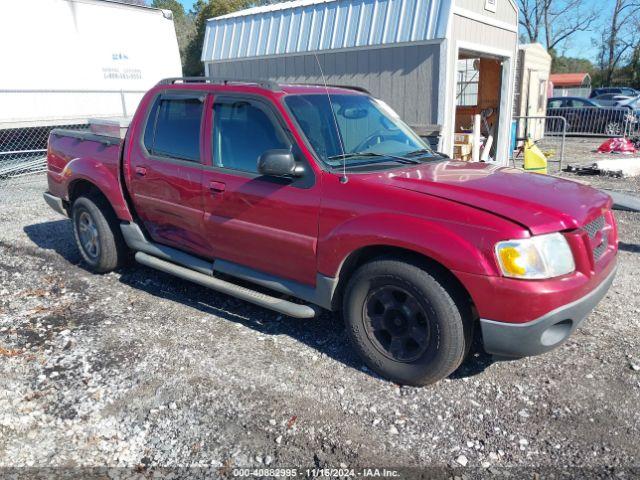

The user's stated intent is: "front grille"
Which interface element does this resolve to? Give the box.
[584,215,608,261]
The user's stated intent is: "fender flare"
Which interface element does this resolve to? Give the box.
[62,156,133,221]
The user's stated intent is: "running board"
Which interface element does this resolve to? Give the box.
[134,252,318,319]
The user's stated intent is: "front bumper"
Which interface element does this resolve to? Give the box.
[480,263,617,358]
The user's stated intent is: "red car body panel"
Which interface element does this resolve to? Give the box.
[47,136,133,221]
[362,161,613,235]
[199,167,322,285]
[46,82,619,329]
[315,171,525,278]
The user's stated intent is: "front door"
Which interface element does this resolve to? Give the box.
[128,91,210,258]
[201,95,321,285]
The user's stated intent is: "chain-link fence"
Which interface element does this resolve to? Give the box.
[0,124,88,179]
[0,89,145,180]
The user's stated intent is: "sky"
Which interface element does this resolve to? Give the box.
[175,0,603,61]
[536,0,603,60]
[558,32,597,61]
[178,0,197,12]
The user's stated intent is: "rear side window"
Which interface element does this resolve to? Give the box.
[143,96,203,162]
[212,100,289,172]
[547,99,563,108]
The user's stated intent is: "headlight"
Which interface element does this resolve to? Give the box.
[495,233,575,279]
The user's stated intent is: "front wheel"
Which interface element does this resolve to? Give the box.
[343,259,471,386]
[72,195,128,273]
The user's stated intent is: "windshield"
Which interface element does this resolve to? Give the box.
[284,94,434,168]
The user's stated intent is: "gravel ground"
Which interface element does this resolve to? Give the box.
[550,138,640,196]
[514,137,640,199]
[0,173,639,474]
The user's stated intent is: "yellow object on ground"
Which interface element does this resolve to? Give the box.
[523,139,547,174]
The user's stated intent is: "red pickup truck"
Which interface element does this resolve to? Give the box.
[44,78,618,385]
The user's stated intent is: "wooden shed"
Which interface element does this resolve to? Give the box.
[513,43,552,141]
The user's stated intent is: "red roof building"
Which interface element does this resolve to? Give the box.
[549,73,591,88]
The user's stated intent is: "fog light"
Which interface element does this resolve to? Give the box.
[540,319,573,346]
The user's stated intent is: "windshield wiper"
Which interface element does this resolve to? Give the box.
[328,152,420,164]
[404,148,441,158]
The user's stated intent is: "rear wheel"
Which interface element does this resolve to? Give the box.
[72,195,128,273]
[343,259,471,386]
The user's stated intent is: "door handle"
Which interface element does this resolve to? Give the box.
[135,166,147,177]
[208,181,226,193]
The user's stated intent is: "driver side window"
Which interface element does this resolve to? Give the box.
[212,99,289,173]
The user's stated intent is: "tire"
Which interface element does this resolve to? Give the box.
[71,195,128,273]
[342,259,471,386]
[604,121,622,136]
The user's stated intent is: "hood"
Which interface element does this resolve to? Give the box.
[363,161,611,235]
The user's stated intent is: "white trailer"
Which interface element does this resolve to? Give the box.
[0,0,182,129]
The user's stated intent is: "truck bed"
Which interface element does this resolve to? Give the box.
[51,129,122,147]
[46,129,124,203]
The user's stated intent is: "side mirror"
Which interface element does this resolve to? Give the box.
[257,149,299,177]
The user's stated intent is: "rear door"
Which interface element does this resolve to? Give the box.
[128,91,210,258]
[201,94,321,285]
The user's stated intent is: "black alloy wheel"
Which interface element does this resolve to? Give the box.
[363,285,430,362]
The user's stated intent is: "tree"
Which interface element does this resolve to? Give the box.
[517,0,597,51]
[518,0,545,44]
[151,0,185,19]
[550,54,595,75]
[597,0,640,85]
[183,0,252,76]
[151,0,196,73]
[625,43,640,88]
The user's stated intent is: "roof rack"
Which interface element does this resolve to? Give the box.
[157,77,282,91]
[283,83,371,95]
[157,78,371,95]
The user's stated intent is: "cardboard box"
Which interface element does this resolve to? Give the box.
[453,143,472,157]
[454,133,474,145]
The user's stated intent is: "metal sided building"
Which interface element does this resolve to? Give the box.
[201,0,519,164]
